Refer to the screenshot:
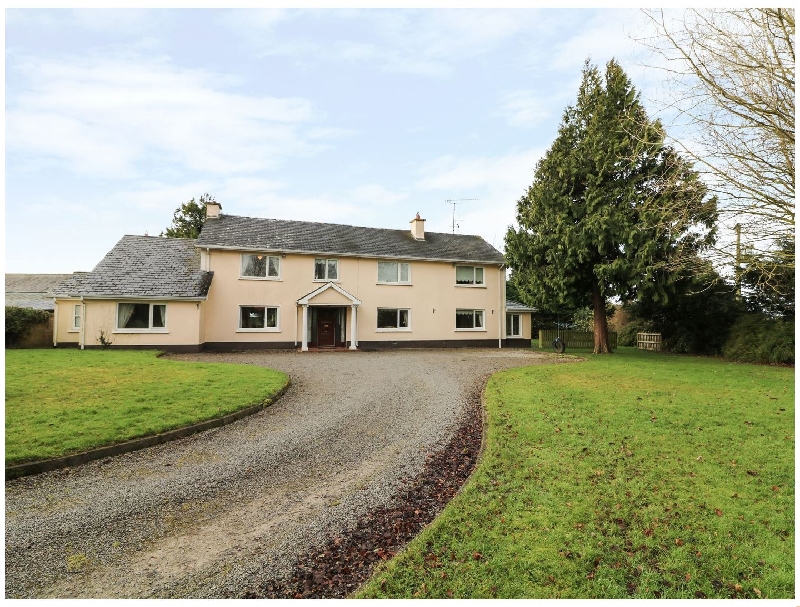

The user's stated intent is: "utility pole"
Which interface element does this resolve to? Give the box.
[444,198,478,233]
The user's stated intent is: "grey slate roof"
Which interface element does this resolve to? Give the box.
[53,236,213,299]
[5,274,72,310]
[506,298,537,312]
[196,214,505,264]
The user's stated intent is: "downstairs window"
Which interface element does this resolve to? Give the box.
[456,309,484,330]
[377,308,410,330]
[239,306,279,331]
[117,303,167,331]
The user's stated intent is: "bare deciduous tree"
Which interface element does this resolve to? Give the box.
[638,9,794,297]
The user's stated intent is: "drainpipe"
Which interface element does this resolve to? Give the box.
[349,304,358,350]
[53,300,59,347]
[498,265,504,349]
[301,304,309,352]
[79,297,86,350]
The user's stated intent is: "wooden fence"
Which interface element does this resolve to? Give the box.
[538,329,618,350]
[637,332,662,351]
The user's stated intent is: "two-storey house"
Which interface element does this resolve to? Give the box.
[53,201,534,351]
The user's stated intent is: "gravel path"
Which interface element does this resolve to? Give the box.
[5,348,562,599]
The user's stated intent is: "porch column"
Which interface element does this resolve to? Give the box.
[301,304,309,352]
[349,304,358,350]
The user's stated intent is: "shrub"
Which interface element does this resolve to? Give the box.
[5,306,51,347]
[722,314,794,365]
[617,318,655,347]
[624,260,744,355]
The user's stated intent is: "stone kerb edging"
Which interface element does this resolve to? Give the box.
[5,381,290,481]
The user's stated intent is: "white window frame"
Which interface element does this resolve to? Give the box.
[455,265,485,287]
[237,305,281,332]
[455,308,486,331]
[376,307,411,332]
[71,303,82,331]
[377,261,411,285]
[506,313,522,337]
[240,253,281,280]
[314,258,339,282]
[114,302,168,333]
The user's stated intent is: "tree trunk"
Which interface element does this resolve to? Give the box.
[592,279,612,354]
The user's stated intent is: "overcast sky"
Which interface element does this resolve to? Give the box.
[5,8,668,274]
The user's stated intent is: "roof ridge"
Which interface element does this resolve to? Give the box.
[215,213,482,238]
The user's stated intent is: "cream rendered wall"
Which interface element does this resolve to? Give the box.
[55,299,202,347]
[202,249,503,344]
[54,298,81,344]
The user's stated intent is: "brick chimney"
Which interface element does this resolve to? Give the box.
[206,200,222,219]
[410,212,425,240]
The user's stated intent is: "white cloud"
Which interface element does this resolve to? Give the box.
[232,9,543,77]
[416,148,541,193]
[351,184,408,206]
[495,90,552,128]
[414,148,545,250]
[6,53,344,179]
[6,8,156,33]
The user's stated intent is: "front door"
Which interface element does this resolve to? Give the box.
[317,308,337,348]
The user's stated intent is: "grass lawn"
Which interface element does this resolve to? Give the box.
[5,349,288,465]
[358,348,794,599]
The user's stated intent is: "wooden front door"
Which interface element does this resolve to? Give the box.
[317,308,337,348]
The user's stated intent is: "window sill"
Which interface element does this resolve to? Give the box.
[376,282,412,286]
[455,328,487,332]
[236,328,281,333]
[239,276,282,281]
[313,279,340,283]
[68,329,80,333]
[376,328,412,332]
[506,334,522,338]
[455,284,487,288]
[113,329,169,334]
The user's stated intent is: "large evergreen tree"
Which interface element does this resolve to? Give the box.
[161,193,214,239]
[505,59,717,353]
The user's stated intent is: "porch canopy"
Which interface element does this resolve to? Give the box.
[296,282,362,351]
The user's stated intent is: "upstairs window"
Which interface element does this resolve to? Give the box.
[456,265,484,285]
[377,262,410,284]
[241,254,280,279]
[314,258,338,281]
[117,303,166,331]
[456,309,484,330]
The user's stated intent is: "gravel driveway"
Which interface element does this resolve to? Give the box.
[5,348,558,598]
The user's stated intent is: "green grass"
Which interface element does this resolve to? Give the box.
[5,349,288,465]
[358,348,794,599]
